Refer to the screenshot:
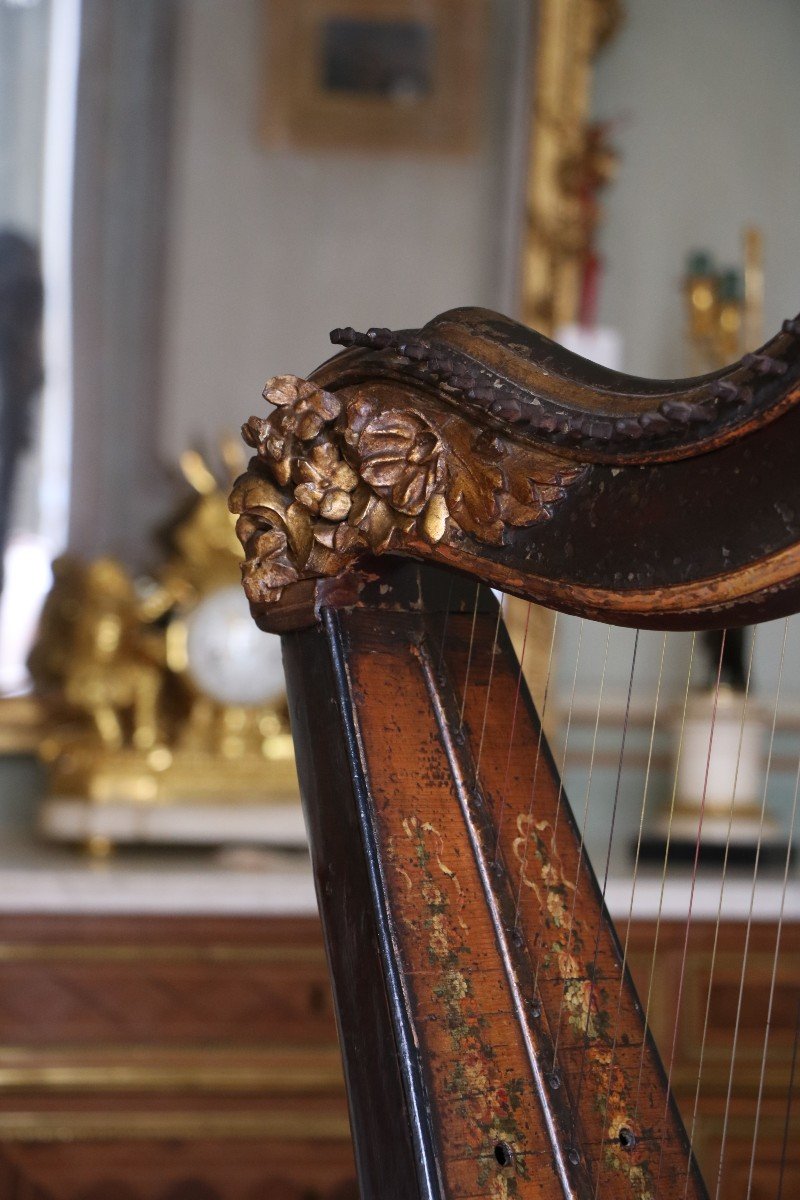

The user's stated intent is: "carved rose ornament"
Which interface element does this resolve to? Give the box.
[230,375,582,605]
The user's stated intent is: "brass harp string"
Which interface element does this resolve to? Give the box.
[633,632,697,1120]
[494,599,533,867]
[509,608,560,926]
[714,618,790,1200]
[476,601,505,775]
[529,616,582,992]
[569,631,640,1139]
[549,624,613,1073]
[651,631,728,1198]
[436,576,455,672]
[458,583,483,727]
[594,630,668,1199]
[680,627,758,1199]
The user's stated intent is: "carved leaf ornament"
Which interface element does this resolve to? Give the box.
[231,375,582,605]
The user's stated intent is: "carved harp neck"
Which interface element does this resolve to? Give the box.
[233,305,800,632]
[231,307,800,1200]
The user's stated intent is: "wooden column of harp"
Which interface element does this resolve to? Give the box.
[230,305,800,1199]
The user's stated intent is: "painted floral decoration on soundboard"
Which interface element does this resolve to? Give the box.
[231,374,582,604]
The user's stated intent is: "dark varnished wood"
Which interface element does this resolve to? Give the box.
[0,913,356,1199]
[231,307,800,1200]
[279,569,707,1200]
[327,308,800,463]
[625,923,800,1200]
[282,621,434,1200]
[232,307,800,632]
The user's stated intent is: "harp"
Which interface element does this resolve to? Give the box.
[230,306,800,1200]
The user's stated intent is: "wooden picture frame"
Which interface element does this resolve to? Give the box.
[262,0,487,155]
[522,0,623,334]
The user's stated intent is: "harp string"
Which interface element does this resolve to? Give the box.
[436,576,454,671]
[528,616,581,989]
[496,609,561,873]
[652,631,729,1196]
[680,627,758,1198]
[633,633,697,1120]
[494,599,532,865]
[458,582,482,726]
[513,609,563,926]
[714,617,790,1200]
[476,602,505,773]
[454,594,796,1197]
[570,630,640,1136]
[776,999,800,1200]
[594,630,668,1199]
[549,625,612,1071]
[510,609,561,883]
[744,717,800,1200]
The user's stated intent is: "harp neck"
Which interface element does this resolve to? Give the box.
[231,306,800,634]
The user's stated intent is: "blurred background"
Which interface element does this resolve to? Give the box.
[1,2,800,1198]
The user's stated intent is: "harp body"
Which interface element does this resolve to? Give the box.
[231,307,800,1199]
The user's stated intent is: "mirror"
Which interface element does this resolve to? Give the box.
[0,0,531,691]
[0,0,73,689]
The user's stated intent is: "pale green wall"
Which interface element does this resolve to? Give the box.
[553,0,800,872]
[593,0,800,379]
[159,0,529,459]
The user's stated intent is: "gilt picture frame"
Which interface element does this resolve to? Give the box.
[262,0,487,154]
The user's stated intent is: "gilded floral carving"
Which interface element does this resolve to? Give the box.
[291,442,358,519]
[231,374,582,604]
[349,405,444,516]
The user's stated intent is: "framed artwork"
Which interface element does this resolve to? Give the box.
[263,0,488,154]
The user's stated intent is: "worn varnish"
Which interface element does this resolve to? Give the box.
[232,306,800,633]
[281,574,706,1200]
[232,305,800,1200]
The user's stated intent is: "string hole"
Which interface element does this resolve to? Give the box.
[618,1127,636,1151]
[494,1141,514,1170]
[547,1071,561,1090]
[528,999,542,1019]
[567,1147,581,1166]
[308,983,326,1014]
